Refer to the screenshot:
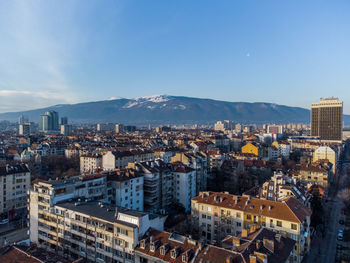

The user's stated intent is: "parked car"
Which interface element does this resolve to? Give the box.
[337,229,343,241]
[0,219,9,225]
[337,243,343,250]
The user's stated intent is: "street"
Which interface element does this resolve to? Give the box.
[305,142,350,263]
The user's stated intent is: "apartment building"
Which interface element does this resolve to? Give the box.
[0,164,30,217]
[292,164,330,188]
[129,160,173,214]
[171,162,196,213]
[31,201,164,263]
[107,169,144,211]
[135,226,295,263]
[272,140,291,158]
[80,154,103,173]
[259,172,310,206]
[191,191,311,263]
[170,152,208,194]
[313,145,337,173]
[102,150,155,170]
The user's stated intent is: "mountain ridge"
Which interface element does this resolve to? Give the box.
[0,95,349,125]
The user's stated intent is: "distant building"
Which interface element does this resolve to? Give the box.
[311,97,343,141]
[97,123,115,131]
[214,120,234,132]
[60,124,72,135]
[18,114,28,125]
[19,122,34,136]
[61,116,68,125]
[38,110,59,132]
[267,124,283,135]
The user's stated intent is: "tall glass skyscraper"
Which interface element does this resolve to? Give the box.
[39,110,59,132]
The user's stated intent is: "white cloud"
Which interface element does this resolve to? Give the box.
[0,90,74,113]
[0,1,79,112]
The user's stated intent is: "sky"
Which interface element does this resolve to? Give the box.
[0,0,349,113]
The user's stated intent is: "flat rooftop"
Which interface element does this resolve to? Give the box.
[56,201,148,227]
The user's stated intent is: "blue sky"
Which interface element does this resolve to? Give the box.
[0,0,349,113]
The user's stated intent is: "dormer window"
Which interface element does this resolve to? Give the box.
[160,246,166,255]
[182,254,188,262]
[150,244,156,252]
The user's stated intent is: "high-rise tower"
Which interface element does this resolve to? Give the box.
[311,97,343,141]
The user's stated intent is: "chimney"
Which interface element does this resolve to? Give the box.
[275,233,281,243]
[256,240,262,250]
[241,229,248,238]
[263,238,274,253]
[232,237,240,246]
[249,255,257,263]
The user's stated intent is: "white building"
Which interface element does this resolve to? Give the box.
[80,154,103,173]
[107,169,144,211]
[171,162,196,213]
[0,164,31,216]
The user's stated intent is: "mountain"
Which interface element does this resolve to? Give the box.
[0,95,349,125]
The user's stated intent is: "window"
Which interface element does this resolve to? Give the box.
[202,214,206,219]
[236,212,241,218]
[291,223,297,230]
[246,214,252,220]
[236,222,241,227]
[277,221,282,227]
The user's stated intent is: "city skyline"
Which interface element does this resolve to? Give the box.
[0,0,349,113]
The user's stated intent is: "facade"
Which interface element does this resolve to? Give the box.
[61,124,73,136]
[259,172,310,206]
[272,141,291,158]
[61,117,68,125]
[30,199,164,263]
[311,97,343,141]
[102,150,155,170]
[171,162,196,213]
[170,152,208,195]
[19,122,34,136]
[38,111,59,132]
[313,146,336,173]
[267,125,283,134]
[107,169,144,211]
[191,191,312,263]
[97,123,115,132]
[80,154,103,173]
[292,164,329,188]
[0,164,31,217]
[130,160,173,213]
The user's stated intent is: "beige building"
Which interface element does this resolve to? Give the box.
[29,178,164,262]
[191,191,311,263]
[0,164,30,216]
[292,164,330,188]
[313,146,336,173]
